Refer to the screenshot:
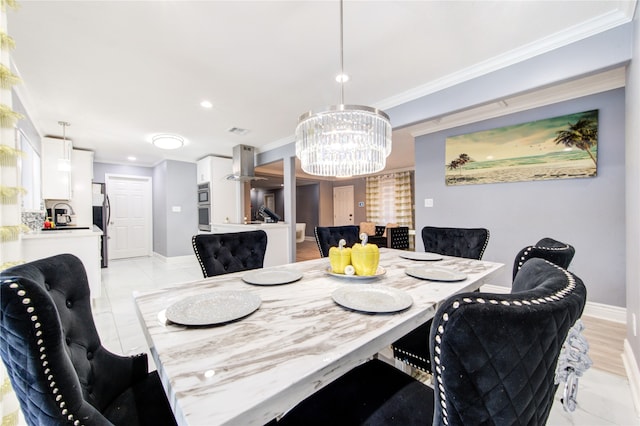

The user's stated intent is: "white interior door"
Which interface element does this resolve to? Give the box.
[333,185,354,226]
[106,174,152,260]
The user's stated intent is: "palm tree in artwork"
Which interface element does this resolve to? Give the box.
[554,117,598,166]
[447,153,473,174]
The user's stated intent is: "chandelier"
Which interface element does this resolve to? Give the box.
[295,0,392,178]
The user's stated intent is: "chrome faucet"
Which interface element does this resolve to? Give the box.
[52,202,76,225]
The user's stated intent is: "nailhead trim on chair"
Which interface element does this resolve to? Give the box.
[431,261,576,425]
[514,242,573,274]
[192,237,208,277]
[3,278,84,426]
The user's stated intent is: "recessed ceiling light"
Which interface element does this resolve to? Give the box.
[127,156,136,161]
[200,100,213,108]
[151,134,184,150]
[335,73,349,83]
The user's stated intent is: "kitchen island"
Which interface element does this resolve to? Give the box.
[21,225,103,298]
[207,222,291,267]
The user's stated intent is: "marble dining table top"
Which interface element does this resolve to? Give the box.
[133,248,503,426]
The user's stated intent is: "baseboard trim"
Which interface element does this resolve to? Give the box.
[623,339,640,417]
[152,253,194,264]
[481,284,627,323]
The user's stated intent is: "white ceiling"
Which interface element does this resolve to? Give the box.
[7,1,636,175]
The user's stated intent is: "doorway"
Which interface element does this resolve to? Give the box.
[105,174,152,260]
[333,185,354,226]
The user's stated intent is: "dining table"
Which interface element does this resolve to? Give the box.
[133,248,504,426]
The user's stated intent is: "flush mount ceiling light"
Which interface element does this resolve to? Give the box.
[295,0,391,178]
[151,134,184,150]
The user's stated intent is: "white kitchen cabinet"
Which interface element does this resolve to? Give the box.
[21,227,103,298]
[41,137,73,200]
[70,149,94,227]
[199,156,238,224]
[196,157,211,184]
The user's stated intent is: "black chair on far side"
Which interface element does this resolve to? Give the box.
[192,230,267,278]
[421,226,490,259]
[314,225,360,257]
[277,258,587,426]
[392,226,490,374]
[0,254,177,426]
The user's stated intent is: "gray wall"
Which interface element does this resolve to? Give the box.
[415,89,625,307]
[152,160,197,257]
[93,162,153,183]
[624,9,640,380]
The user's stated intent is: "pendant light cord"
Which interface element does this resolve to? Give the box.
[339,0,345,105]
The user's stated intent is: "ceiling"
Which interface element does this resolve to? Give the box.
[7,1,636,178]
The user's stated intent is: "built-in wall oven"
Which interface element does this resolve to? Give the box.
[198,182,211,231]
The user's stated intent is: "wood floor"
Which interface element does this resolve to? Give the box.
[295,239,628,377]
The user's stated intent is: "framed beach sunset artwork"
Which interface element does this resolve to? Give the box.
[445,109,598,186]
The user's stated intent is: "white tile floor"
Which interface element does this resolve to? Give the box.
[95,255,640,426]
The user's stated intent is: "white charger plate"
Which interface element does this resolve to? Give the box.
[165,290,261,326]
[405,266,467,282]
[242,269,303,286]
[332,286,413,313]
[325,266,386,280]
[400,252,443,261]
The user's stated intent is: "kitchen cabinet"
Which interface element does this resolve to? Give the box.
[70,149,94,227]
[21,227,103,298]
[196,157,211,184]
[41,137,73,200]
[198,156,238,224]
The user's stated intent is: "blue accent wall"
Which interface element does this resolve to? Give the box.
[414,89,625,307]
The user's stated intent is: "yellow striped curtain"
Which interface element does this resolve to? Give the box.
[365,171,413,229]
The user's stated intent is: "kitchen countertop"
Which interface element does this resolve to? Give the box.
[22,225,103,239]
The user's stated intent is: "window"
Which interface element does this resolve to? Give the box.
[365,171,413,228]
[18,129,41,210]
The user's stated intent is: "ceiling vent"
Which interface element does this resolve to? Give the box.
[228,127,249,136]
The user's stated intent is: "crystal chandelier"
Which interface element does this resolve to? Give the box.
[295,0,392,178]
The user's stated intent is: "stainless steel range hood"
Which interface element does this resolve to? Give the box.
[225,144,266,181]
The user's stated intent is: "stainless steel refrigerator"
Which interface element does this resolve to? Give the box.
[92,182,110,268]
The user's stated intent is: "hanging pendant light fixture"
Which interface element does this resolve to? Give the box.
[295,0,392,178]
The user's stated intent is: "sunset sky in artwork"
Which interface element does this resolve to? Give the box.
[445,110,598,163]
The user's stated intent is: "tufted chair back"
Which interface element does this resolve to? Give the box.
[430,258,587,425]
[192,230,268,278]
[512,237,576,281]
[421,226,490,259]
[0,254,176,425]
[314,225,360,257]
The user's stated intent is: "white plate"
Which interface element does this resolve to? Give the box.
[400,252,443,261]
[325,266,386,280]
[242,269,303,285]
[405,266,467,282]
[332,286,413,313]
[165,290,261,326]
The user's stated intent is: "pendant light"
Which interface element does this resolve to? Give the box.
[295,0,392,178]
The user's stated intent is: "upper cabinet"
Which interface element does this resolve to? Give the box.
[41,137,73,200]
[196,157,211,184]
[70,149,94,227]
[197,156,238,223]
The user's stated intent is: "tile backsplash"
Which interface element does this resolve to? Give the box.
[21,210,45,232]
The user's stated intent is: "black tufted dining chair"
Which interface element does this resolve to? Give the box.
[392,226,490,374]
[0,254,177,426]
[276,258,587,426]
[314,225,360,257]
[420,226,490,259]
[192,230,267,278]
[512,237,575,280]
